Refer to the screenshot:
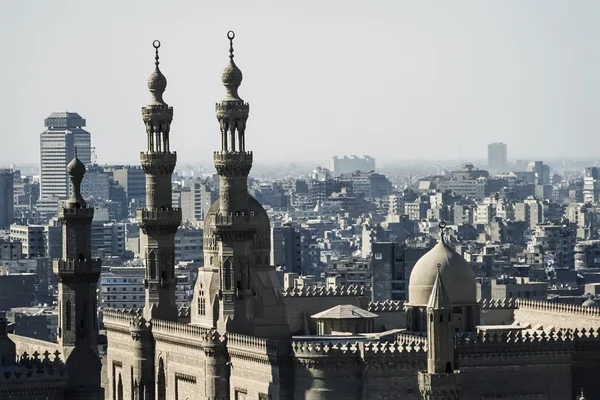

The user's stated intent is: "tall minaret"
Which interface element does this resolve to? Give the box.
[54,151,103,399]
[418,266,461,400]
[138,40,181,322]
[212,31,257,333]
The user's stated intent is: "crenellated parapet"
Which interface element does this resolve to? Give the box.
[516,299,600,317]
[103,308,144,332]
[480,298,518,309]
[0,350,67,384]
[282,284,368,297]
[151,319,223,351]
[226,332,281,365]
[53,259,101,283]
[368,300,404,312]
[137,208,182,235]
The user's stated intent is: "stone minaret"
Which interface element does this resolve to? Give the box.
[54,151,103,399]
[138,40,182,322]
[212,31,256,333]
[418,266,461,400]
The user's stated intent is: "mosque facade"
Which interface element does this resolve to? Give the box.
[1,33,599,400]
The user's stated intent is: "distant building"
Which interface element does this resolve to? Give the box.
[370,242,408,301]
[271,224,312,274]
[39,112,91,200]
[9,224,45,258]
[527,161,551,185]
[104,165,146,213]
[583,167,600,205]
[489,276,547,300]
[0,169,14,228]
[487,142,508,173]
[0,273,36,309]
[575,240,600,271]
[328,155,375,176]
[100,265,146,309]
[174,227,203,262]
[91,222,126,258]
[81,165,111,200]
[338,171,392,199]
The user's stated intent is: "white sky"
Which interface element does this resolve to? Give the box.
[1,0,599,166]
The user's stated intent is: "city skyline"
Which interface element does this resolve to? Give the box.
[2,1,600,165]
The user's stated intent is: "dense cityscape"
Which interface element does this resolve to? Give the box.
[2,4,600,400]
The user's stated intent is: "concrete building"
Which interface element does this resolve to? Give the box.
[9,224,45,258]
[489,276,548,300]
[104,165,147,212]
[487,142,508,173]
[575,240,600,270]
[174,227,203,262]
[583,166,600,204]
[39,112,91,201]
[0,273,36,310]
[328,155,375,176]
[527,160,551,185]
[100,265,146,309]
[81,165,111,200]
[338,171,392,199]
[370,242,408,302]
[6,307,58,342]
[271,223,312,274]
[91,222,126,258]
[0,169,14,228]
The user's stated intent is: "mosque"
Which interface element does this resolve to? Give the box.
[1,32,599,400]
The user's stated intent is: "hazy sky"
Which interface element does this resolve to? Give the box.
[1,0,599,166]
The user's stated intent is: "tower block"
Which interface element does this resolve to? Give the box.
[137,40,182,322]
[53,152,103,400]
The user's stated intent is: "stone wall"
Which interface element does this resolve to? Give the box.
[368,301,406,331]
[10,333,60,356]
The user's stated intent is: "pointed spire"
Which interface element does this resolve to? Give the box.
[147,40,167,105]
[66,146,86,208]
[439,221,447,244]
[427,264,451,310]
[221,30,243,101]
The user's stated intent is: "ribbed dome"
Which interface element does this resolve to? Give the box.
[148,68,167,94]
[408,240,476,307]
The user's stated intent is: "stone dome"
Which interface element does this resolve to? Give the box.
[67,155,85,178]
[203,195,271,254]
[221,59,243,89]
[148,68,167,94]
[582,296,600,308]
[408,240,476,307]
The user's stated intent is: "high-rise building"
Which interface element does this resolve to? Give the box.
[328,155,376,176]
[39,112,91,201]
[487,142,507,172]
[583,167,600,205]
[0,169,14,228]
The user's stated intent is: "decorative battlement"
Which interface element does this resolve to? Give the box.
[142,104,173,123]
[516,299,600,317]
[213,151,253,177]
[137,208,182,235]
[282,284,368,298]
[226,332,278,356]
[103,308,143,328]
[152,319,222,344]
[0,350,66,383]
[178,306,190,318]
[455,327,600,347]
[291,339,427,357]
[58,206,94,219]
[53,259,101,280]
[215,101,249,118]
[480,298,518,309]
[210,212,257,241]
[140,152,177,174]
[368,300,404,312]
[396,332,427,347]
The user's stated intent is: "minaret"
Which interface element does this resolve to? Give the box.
[53,150,103,399]
[138,40,182,322]
[212,30,257,333]
[418,266,461,400]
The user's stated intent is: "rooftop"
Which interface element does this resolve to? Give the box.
[311,304,378,320]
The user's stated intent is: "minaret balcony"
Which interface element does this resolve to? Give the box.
[213,152,253,177]
[140,152,177,174]
[137,208,182,234]
[58,206,94,220]
[215,101,249,119]
[53,259,102,280]
[210,213,257,241]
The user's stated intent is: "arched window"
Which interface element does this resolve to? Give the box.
[440,314,443,322]
[445,362,452,373]
[78,253,85,261]
[66,300,72,331]
[157,358,166,400]
[224,260,232,290]
[117,373,124,400]
[200,298,206,316]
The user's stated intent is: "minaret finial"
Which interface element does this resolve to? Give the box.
[228,30,235,60]
[439,221,447,244]
[153,40,161,67]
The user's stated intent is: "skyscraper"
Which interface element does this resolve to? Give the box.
[487,142,507,172]
[39,112,91,201]
[0,169,14,228]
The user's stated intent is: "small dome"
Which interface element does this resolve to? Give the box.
[67,155,85,178]
[148,68,167,95]
[408,240,477,307]
[221,59,243,89]
[582,296,600,308]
